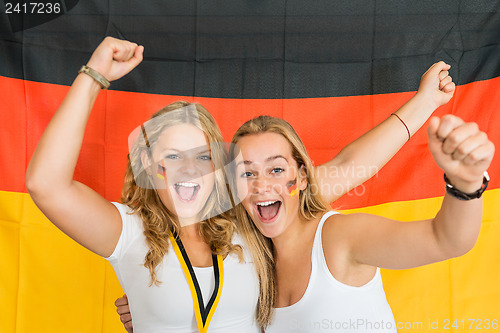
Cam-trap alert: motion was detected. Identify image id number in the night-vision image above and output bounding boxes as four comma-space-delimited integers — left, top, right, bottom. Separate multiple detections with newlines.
5, 2, 62, 14
443, 319, 499, 330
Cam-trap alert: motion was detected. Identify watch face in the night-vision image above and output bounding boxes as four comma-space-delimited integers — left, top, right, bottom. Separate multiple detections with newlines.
484, 171, 490, 182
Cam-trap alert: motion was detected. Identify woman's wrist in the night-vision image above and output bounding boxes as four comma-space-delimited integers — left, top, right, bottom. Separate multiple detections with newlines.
444, 173, 488, 195
391, 93, 435, 139
78, 65, 110, 89
73, 71, 103, 101
412, 91, 441, 113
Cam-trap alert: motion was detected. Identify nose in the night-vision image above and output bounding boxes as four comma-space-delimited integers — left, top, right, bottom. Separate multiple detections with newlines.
251, 174, 272, 194
180, 156, 200, 176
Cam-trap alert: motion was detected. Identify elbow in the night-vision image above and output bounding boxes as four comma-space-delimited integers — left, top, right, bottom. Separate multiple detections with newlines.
431, 216, 482, 260
439, 236, 479, 260
25, 167, 36, 193
25, 167, 54, 199
25, 170, 44, 198
451, 238, 478, 258
26, 164, 72, 203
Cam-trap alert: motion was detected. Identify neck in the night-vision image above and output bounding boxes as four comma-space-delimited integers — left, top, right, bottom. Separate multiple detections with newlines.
271, 214, 316, 261
179, 223, 201, 238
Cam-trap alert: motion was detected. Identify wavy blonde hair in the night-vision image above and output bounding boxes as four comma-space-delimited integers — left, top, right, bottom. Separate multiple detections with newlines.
229, 115, 328, 328
122, 101, 242, 285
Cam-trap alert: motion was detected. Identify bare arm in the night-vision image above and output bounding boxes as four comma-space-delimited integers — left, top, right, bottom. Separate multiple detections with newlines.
25, 37, 144, 257
315, 62, 456, 203
324, 115, 494, 270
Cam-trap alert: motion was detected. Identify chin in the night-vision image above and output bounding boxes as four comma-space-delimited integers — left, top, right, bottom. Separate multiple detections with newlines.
177, 214, 203, 227
253, 217, 284, 239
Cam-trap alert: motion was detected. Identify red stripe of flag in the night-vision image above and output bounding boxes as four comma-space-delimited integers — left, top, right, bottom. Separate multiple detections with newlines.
2, 75, 498, 209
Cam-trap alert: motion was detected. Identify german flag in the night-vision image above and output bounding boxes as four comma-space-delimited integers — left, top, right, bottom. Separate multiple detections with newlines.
1, 1, 499, 332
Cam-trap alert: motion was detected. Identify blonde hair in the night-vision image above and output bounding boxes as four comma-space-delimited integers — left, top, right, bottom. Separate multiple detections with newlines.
230, 115, 328, 327
122, 101, 242, 285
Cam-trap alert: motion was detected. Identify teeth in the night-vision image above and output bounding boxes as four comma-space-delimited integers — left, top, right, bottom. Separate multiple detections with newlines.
176, 182, 198, 187
257, 201, 278, 206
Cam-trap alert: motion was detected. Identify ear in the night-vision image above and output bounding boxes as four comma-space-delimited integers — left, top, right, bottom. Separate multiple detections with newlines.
141, 149, 153, 175
298, 165, 308, 191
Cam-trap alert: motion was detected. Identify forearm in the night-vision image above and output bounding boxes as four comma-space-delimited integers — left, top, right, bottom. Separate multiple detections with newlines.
316, 62, 455, 203
316, 92, 437, 202
336, 92, 435, 170
432, 192, 483, 257
26, 73, 102, 193
426, 113, 493, 259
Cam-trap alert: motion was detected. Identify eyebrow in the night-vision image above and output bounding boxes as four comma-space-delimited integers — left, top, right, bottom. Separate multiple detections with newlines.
236, 155, 288, 167
160, 148, 211, 154
266, 155, 288, 163
236, 160, 252, 168
196, 149, 211, 154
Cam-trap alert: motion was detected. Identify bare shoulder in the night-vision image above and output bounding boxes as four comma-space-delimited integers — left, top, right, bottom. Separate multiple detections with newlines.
320, 212, 352, 259
322, 212, 396, 248
321, 212, 378, 286
321, 212, 345, 237
322, 212, 373, 238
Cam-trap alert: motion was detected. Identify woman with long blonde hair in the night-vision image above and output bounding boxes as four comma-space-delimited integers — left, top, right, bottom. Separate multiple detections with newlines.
26, 37, 261, 333
231, 114, 493, 332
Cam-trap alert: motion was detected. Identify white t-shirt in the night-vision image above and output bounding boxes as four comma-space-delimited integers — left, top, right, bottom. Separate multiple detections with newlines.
266, 211, 397, 333
106, 202, 260, 333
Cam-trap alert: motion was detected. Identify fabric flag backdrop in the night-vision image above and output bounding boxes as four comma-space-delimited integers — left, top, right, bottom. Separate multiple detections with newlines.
1, 1, 500, 332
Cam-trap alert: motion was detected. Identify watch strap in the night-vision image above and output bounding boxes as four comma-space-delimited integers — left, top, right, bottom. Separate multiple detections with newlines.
444, 171, 490, 200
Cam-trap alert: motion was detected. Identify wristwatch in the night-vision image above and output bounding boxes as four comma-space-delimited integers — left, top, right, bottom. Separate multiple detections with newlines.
444, 171, 490, 200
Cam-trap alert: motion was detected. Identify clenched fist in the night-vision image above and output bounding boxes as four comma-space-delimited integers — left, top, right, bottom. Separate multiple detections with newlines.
86, 36, 144, 82
417, 61, 456, 109
427, 115, 494, 193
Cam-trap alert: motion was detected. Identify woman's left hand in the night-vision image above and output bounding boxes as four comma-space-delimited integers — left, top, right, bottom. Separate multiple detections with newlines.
417, 61, 455, 109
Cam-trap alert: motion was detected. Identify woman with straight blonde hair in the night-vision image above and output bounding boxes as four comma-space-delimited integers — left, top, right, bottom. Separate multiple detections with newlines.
230, 114, 493, 332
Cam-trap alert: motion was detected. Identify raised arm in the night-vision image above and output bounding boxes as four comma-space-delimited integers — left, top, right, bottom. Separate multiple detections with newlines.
325, 115, 494, 270
25, 37, 144, 257
315, 61, 455, 203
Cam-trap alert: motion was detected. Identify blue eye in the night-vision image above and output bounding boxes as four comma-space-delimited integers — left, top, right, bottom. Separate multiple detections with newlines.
198, 155, 212, 161
240, 171, 253, 178
165, 154, 179, 160
271, 167, 285, 174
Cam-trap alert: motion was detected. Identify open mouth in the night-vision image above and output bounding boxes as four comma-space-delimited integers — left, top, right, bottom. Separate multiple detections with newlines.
174, 182, 200, 202
256, 200, 281, 222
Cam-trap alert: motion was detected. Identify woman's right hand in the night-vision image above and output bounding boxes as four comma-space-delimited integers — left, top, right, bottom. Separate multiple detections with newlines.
25, 38, 141, 258
115, 294, 133, 333
86, 36, 144, 83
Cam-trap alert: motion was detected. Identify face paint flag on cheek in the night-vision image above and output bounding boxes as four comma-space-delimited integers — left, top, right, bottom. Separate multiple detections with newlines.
287, 179, 299, 197
156, 160, 167, 180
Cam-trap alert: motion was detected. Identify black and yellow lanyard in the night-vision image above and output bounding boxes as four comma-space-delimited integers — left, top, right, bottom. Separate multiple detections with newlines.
169, 231, 224, 333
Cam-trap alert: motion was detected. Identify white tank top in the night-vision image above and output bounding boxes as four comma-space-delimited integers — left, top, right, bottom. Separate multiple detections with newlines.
106, 202, 260, 333
266, 211, 397, 333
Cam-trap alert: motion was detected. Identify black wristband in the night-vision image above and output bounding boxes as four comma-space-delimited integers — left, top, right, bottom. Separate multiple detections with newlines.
444, 171, 490, 200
